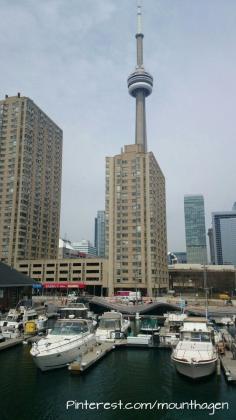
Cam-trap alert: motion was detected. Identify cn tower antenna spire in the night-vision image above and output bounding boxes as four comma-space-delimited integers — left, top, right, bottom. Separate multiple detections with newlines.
137, 0, 142, 34
127, 1, 153, 152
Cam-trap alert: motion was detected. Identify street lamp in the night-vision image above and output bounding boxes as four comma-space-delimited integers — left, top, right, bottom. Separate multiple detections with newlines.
234, 266, 236, 296
203, 264, 208, 320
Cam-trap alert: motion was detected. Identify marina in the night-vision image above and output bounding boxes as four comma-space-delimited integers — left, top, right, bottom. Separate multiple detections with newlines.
1, 299, 236, 371
1, 335, 236, 420
1, 297, 236, 420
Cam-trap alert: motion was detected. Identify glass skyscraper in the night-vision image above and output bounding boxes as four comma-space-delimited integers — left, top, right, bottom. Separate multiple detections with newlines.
184, 195, 208, 264
94, 210, 106, 258
212, 212, 236, 265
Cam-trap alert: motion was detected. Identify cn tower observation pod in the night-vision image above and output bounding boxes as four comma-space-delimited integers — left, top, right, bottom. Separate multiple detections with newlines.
127, 67, 153, 97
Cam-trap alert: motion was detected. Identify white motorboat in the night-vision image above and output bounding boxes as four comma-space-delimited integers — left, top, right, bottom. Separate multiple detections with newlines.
159, 313, 187, 347
36, 315, 48, 332
0, 307, 39, 338
215, 317, 235, 327
58, 303, 88, 320
140, 317, 160, 333
96, 311, 130, 342
171, 317, 218, 379
30, 319, 95, 371
58, 303, 97, 328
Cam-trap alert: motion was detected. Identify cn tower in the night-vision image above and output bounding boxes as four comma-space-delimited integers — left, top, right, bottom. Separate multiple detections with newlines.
127, 2, 153, 153
105, 2, 168, 297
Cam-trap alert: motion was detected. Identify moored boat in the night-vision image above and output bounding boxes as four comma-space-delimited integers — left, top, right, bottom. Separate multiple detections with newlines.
96, 311, 130, 342
140, 317, 160, 333
30, 319, 95, 371
58, 303, 97, 328
171, 317, 218, 379
214, 317, 235, 327
158, 313, 187, 347
0, 307, 41, 338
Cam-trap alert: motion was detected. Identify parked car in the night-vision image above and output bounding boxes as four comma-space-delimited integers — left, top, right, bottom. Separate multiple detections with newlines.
0, 334, 6, 343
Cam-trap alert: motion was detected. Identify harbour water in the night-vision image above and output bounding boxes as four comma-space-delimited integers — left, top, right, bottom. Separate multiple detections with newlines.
0, 341, 236, 420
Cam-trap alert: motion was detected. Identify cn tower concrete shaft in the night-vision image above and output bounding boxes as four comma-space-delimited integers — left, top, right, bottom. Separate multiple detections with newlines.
136, 90, 147, 152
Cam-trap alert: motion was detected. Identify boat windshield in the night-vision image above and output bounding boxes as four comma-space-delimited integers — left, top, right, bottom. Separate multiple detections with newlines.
6, 316, 17, 321
182, 331, 211, 342
99, 319, 121, 330
141, 319, 158, 329
58, 309, 87, 319
50, 321, 89, 335
191, 332, 211, 342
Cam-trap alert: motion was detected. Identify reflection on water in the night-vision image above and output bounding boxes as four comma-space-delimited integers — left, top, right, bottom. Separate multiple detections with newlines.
0, 323, 236, 420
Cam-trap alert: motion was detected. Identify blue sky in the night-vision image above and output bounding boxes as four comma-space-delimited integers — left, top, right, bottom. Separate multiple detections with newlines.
1, 0, 236, 251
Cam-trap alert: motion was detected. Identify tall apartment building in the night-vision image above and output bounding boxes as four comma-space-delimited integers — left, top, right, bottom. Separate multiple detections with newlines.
94, 210, 106, 257
0, 94, 62, 266
184, 195, 208, 264
212, 211, 236, 265
105, 6, 168, 296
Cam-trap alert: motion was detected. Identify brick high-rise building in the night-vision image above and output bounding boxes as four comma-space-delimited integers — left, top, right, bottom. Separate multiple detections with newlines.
105, 6, 168, 296
0, 94, 62, 266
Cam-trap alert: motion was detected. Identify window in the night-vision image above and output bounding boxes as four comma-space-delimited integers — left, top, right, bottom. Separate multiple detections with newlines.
86, 270, 99, 274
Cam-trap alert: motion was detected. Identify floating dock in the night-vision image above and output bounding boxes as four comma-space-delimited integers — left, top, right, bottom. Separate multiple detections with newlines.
68, 336, 170, 374
0, 337, 24, 352
220, 351, 236, 382
218, 328, 236, 382
68, 341, 120, 373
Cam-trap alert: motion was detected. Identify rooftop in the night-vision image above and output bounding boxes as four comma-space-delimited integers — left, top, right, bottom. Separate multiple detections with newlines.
0, 262, 34, 287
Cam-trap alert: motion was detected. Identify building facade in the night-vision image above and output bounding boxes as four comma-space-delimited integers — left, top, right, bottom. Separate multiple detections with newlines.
212, 212, 236, 265
16, 258, 108, 295
72, 239, 97, 258
105, 6, 168, 296
106, 145, 168, 296
184, 195, 208, 264
169, 263, 236, 295
0, 94, 62, 266
168, 251, 187, 264
58, 238, 86, 259
94, 210, 106, 257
